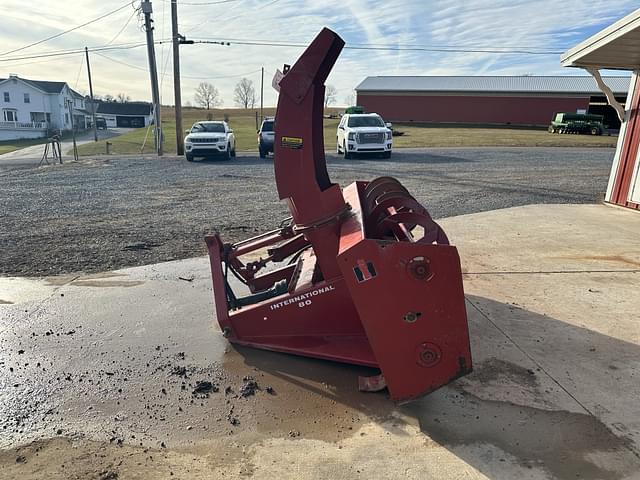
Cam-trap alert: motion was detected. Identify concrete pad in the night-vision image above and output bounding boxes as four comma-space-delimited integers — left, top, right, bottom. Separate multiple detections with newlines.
440, 204, 640, 453
1, 204, 639, 479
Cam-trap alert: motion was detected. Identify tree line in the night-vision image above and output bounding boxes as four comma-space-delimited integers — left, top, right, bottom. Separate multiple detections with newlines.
92, 80, 349, 109
193, 78, 341, 109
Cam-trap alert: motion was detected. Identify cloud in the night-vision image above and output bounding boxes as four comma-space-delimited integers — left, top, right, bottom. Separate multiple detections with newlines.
0, 0, 636, 105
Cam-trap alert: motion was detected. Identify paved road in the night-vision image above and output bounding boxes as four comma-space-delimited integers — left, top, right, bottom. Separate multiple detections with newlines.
0, 147, 615, 276
0, 128, 127, 172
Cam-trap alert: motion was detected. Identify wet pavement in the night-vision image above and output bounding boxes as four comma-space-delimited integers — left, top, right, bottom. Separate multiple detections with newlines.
0, 260, 389, 453
1, 204, 640, 479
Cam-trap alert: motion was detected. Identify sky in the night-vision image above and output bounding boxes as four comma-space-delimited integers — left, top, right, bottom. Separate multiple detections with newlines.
0, 0, 637, 107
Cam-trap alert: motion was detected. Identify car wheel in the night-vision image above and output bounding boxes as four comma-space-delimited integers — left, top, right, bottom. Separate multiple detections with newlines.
343, 141, 351, 159
227, 144, 232, 160
186, 154, 194, 162
383, 151, 392, 159
259, 147, 266, 159
337, 140, 341, 154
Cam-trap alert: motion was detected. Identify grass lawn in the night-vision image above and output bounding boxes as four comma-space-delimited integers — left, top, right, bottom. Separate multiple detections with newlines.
391, 123, 618, 148
76, 107, 618, 156
0, 138, 49, 155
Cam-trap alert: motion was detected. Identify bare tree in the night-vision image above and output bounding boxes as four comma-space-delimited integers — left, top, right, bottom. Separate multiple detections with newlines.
233, 78, 256, 109
116, 93, 131, 103
344, 92, 355, 106
194, 82, 223, 110
324, 85, 338, 108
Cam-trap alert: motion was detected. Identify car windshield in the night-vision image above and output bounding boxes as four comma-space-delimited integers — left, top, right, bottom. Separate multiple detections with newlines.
192, 122, 225, 133
261, 121, 274, 132
347, 116, 384, 128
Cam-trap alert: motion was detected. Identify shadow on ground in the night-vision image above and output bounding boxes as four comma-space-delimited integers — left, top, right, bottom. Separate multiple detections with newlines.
234, 294, 640, 480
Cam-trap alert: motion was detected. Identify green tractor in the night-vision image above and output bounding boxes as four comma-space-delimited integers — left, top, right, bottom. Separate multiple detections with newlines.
548, 112, 605, 135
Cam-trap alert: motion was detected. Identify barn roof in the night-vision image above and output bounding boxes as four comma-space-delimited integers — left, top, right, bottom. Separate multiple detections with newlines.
355, 76, 630, 95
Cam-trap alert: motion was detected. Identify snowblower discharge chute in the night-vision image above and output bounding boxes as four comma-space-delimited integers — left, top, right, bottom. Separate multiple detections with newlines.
205, 28, 472, 403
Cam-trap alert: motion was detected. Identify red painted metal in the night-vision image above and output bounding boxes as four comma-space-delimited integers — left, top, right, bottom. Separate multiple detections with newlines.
611, 75, 640, 209
205, 28, 472, 402
357, 93, 590, 126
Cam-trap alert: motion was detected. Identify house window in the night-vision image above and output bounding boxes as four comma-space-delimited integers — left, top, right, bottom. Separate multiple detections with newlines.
65, 113, 69, 124
3, 92, 9, 102
24, 93, 30, 103
46, 113, 51, 123
3, 109, 17, 122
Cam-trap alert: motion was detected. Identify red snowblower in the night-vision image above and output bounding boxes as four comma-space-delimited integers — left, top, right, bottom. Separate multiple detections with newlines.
205, 28, 472, 403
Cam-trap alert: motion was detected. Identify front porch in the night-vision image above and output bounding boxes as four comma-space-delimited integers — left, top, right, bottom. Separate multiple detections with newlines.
0, 121, 48, 141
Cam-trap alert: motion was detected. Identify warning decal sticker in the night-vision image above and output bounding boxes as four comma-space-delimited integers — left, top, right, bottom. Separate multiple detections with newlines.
281, 136, 303, 149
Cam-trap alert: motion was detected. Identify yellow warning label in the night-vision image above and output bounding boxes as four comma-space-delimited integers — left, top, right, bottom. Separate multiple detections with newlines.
281, 136, 303, 149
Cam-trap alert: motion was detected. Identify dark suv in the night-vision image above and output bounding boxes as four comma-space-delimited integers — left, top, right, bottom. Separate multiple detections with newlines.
258, 117, 275, 158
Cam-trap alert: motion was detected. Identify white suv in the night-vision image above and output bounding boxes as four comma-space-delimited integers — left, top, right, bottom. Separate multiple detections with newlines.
337, 113, 393, 159
185, 121, 236, 161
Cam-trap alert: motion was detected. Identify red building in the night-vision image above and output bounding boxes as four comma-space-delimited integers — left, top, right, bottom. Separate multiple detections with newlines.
355, 76, 629, 128
562, 8, 640, 211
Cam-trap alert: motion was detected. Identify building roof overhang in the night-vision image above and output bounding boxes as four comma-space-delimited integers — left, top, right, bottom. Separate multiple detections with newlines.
561, 8, 640, 70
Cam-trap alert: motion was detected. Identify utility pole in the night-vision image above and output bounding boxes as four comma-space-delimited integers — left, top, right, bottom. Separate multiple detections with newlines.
85, 47, 98, 142
142, 0, 163, 156
260, 66, 264, 123
171, 0, 184, 155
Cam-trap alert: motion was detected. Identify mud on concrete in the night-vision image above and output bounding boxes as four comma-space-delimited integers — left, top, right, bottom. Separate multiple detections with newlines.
0, 269, 396, 479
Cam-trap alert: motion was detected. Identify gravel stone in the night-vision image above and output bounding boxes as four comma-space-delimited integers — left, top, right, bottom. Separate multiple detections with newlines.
0, 149, 612, 276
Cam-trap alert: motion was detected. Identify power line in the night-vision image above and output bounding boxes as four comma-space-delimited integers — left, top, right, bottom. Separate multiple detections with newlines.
0, 43, 150, 62
160, 0, 239, 5
0, 40, 174, 63
208, 36, 565, 52
106, 8, 139, 46
74, 53, 85, 89
0, 37, 562, 66
0, 56, 74, 68
92, 51, 156, 74
192, 38, 563, 55
93, 50, 261, 80
344, 45, 563, 55
0, 1, 135, 57
159, 0, 168, 103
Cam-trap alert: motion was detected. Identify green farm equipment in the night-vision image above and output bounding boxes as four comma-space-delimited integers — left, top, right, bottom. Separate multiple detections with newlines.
345, 106, 365, 114
548, 112, 605, 135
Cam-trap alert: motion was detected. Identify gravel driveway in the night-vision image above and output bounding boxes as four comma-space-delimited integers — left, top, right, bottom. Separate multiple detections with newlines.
0, 147, 614, 276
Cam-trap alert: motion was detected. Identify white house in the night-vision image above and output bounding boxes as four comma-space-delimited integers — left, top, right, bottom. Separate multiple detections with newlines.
0, 74, 91, 141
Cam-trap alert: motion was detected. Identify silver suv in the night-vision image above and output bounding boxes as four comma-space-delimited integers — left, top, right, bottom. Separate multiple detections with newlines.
258, 117, 275, 158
